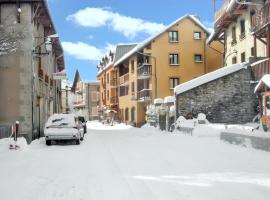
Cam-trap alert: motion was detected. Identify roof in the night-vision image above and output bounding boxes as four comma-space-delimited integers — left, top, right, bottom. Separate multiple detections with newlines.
97, 44, 138, 76
254, 74, 270, 93
175, 62, 249, 95
164, 96, 176, 104
114, 14, 211, 66
71, 69, 81, 93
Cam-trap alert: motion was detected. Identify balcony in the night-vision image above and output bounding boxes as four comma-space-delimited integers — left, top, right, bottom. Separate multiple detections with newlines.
251, 58, 270, 81
110, 78, 118, 88
38, 68, 44, 80
137, 64, 152, 79
137, 89, 152, 102
119, 73, 129, 85
50, 78, 53, 87
251, 2, 270, 34
110, 96, 118, 105
214, 0, 230, 21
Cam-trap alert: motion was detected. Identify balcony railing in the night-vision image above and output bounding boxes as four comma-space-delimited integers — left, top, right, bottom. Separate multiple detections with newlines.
137, 89, 152, 102
110, 96, 118, 104
119, 73, 129, 85
137, 64, 152, 79
38, 68, 44, 80
110, 78, 118, 87
251, 2, 270, 33
214, 0, 230, 21
251, 58, 270, 81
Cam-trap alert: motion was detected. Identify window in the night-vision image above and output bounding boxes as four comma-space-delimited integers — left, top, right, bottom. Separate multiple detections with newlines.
169, 31, 179, 42
92, 107, 98, 117
232, 56, 237, 64
240, 19, 245, 39
194, 54, 203, 62
251, 47, 255, 57
169, 54, 179, 65
241, 52, 246, 62
232, 26, 237, 44
107, 90, 109, 99
120, 85, 129, 96
194, 32, 201, 40
131, 82, 135, 93
131, 60, 135, 73
106, 73, 109, 84
169, 78, 179, 89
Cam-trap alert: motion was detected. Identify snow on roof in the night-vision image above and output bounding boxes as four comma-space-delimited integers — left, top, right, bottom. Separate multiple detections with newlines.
254, 74, 270, 93
226, 0, 237, 12
251, 58, 270, 67
114, 14, 211, 67
174, 62, 248, 95
154, 98, 164, 105
164, 96, 176, 104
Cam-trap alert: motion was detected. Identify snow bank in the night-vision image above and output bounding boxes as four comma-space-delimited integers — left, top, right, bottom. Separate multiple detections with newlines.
87, 121, 133, 130
154, 98, 163, 105
164, 96, 175, 104
0, 137, 28, 152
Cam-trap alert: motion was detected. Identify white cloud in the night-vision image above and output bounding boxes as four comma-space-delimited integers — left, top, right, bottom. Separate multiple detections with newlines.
202, 20, 214, 33
88, 35, 94, 40
62, 41, 104, 61
66, 7, 166, 38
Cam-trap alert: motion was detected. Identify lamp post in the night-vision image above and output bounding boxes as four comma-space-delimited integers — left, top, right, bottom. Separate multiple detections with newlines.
224, 50, 237, 66
31, 34, 60, 139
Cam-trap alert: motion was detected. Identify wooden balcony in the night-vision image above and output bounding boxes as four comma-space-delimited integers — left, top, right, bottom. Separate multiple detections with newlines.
214, 0, 230, 21
38, 68, 44, 80
110, 78, 118, 87
119, 73, 129, 85
137, 89, 152, 102
137, 64, 152, 79
251, 2, 270, 34
50, 78, 53, 87
251, 58, 270, 81
110, 96, 118, 105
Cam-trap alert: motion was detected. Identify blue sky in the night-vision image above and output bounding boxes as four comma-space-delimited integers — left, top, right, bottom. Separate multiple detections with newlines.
47, 0, 223, 82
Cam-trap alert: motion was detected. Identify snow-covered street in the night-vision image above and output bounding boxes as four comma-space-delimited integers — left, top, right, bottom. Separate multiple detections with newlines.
1, 121, 270, 200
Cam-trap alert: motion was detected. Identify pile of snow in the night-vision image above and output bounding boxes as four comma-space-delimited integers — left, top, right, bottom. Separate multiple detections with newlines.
0, 137, 28, 152
87, 121, 132, 130
254, 73, 270, 93
164, 96, 175, 104
154, 98, 163, 105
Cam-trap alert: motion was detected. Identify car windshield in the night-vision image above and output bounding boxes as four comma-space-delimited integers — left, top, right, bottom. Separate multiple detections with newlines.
46, 115, 75, 128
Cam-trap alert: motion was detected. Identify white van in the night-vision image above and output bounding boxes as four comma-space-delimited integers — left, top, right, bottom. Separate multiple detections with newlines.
44, 114, 84, 145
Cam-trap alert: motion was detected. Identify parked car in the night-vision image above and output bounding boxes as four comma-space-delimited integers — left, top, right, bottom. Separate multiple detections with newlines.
44, 114, 84, 145
78, 116, 87, 134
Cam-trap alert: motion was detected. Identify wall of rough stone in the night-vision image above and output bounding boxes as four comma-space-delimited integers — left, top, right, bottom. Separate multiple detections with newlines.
176, 67, 258, 124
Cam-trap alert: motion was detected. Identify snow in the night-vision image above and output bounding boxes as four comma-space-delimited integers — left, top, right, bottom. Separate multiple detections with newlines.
226, 0, 237, 12
175, 62, 248, 95
164, 96, 175, 104
45, 113, 77, 128
114, 14, 211, 67
1, 121, 270, 200
154, 98, 163, 105
254, 73, 270, 93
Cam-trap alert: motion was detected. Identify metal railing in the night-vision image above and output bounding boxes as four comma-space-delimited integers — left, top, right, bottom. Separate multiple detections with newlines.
137, 89, 152, 101
137, 64, 152, 78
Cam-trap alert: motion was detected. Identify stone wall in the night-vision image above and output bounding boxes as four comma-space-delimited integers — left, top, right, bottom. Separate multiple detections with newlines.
176, 67, 258, 124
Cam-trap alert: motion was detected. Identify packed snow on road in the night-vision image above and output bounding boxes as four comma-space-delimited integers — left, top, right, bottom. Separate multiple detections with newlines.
0, 121, 270, 200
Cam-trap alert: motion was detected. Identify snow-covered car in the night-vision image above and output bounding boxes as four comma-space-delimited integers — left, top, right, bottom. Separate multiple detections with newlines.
44, 114, 84, 145
78, 116, 87, 134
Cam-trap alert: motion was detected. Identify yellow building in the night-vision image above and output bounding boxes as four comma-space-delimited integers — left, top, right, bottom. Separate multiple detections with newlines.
97, 44, 137, 117
113, 14, 223, 127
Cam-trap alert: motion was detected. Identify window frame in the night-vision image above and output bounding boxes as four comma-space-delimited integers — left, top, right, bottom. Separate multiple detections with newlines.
169, 53, 179, 66
241, 52, 246, 63
194, 31, 202, 40
169, 77, 180, 89
168, 31, 179, 43
194, 54, 203, 63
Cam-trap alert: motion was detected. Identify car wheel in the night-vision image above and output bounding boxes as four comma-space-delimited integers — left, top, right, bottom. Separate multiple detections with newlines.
46, 140, 51, 146
80, 136, 84, 141
76, 139, 80, 145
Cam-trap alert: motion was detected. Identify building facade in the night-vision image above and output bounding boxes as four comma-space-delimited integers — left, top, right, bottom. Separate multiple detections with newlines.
208, 0, 266, 66
98, 15, 223, 127
0, 0, 65, 142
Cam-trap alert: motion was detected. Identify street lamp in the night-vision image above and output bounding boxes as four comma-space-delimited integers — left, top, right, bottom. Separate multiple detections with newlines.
224, 50, 237, 66
33, 34, 59, 55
